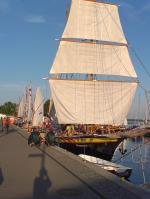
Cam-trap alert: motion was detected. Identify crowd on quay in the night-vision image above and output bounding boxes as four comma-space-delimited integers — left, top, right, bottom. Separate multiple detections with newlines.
16, 115, 121, 147
27, 118, 55, 147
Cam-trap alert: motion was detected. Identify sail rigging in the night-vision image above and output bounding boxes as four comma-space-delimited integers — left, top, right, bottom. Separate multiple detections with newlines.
49, 0, 138, 125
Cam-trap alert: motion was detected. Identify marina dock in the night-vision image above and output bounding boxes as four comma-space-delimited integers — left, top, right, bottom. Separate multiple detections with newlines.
1, 0, 150, 198
0, 126, 150, 199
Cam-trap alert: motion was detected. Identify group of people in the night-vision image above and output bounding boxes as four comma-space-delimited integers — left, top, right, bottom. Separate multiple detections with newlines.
28, 129, 55, 147
60, 124, 116, 136
61, 124, 98, 136
28, 121, 55, 147
0, 117, 10, 132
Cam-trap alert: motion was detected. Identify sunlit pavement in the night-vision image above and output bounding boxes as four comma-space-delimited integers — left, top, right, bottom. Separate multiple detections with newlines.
0, 126, 149, 199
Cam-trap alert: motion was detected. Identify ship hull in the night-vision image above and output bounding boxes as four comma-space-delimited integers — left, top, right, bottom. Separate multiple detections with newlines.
55, 135, 123, 161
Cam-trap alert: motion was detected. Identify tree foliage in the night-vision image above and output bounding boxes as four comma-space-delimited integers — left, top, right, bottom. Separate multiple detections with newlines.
44, 99, 50, 116
0, 102, 17, 116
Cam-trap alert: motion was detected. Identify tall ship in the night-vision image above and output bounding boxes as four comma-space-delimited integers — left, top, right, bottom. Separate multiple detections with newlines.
48, 0, 138, 160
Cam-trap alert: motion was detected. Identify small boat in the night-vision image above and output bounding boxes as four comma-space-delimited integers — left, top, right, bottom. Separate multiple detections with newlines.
79, 154, 132, 179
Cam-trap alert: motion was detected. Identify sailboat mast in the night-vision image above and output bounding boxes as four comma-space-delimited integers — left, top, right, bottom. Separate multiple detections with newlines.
17, 96, 21, 117
66, 0, 69, 22
144, 90, 150, 125
25, 86, 28, 121
27, 81, 32, 123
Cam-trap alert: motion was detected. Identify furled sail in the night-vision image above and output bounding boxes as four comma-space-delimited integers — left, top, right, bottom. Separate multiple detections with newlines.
32, 87, 44, 127
62, 0, 127, 44
49, 79, 137, 125
50, 40, 137, 77
18, 96, 25, 118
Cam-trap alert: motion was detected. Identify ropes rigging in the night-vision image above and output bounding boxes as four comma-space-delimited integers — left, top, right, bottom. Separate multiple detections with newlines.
113, 139, 150, 163
100, 0, 150, 121
101, 0, 150, 85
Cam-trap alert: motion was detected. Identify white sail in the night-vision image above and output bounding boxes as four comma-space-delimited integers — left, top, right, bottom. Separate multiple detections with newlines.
32, 87, 44, 127
18, 96, 25, 118
49, 79, 137, 125
62, 0, 127, 44
49, 0, 138, 126
50, 40, 137, 77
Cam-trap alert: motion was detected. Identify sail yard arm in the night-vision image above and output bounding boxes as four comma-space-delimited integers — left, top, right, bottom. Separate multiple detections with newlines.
83, 0, 118, 6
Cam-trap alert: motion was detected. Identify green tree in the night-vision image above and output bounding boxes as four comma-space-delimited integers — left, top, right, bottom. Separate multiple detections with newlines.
0, 101, 17, 116
44, 99, 50, 116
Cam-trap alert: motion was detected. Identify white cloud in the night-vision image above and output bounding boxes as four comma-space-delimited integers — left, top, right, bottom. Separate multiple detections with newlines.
24, 15, 46, 24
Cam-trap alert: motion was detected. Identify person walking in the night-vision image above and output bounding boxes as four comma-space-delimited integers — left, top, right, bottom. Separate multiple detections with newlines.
0, 117, 3, 132
2, 117, 6, 132
5, 117, 10, 133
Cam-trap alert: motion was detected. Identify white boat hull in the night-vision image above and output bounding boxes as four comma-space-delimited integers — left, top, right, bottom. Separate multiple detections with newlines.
79, 154, 132, 179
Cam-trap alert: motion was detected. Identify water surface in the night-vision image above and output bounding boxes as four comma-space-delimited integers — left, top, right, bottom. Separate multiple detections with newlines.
112, 136, 150, 185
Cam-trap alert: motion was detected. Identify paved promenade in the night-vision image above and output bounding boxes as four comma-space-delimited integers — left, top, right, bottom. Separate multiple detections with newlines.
0, 126, 150, 199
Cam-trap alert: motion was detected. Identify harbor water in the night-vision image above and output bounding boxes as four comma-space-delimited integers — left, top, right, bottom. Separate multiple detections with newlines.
112, 136, 150, 185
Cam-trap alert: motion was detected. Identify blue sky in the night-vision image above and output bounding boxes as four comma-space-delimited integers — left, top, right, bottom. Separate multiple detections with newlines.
0, 0, 67, 104
0, 0, 150, 118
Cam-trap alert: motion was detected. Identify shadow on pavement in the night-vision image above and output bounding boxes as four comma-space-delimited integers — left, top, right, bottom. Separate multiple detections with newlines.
0, 127, 16, 138
0, 168, 4, 185
29, 145, 52, 199
33, 167, 51, 199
